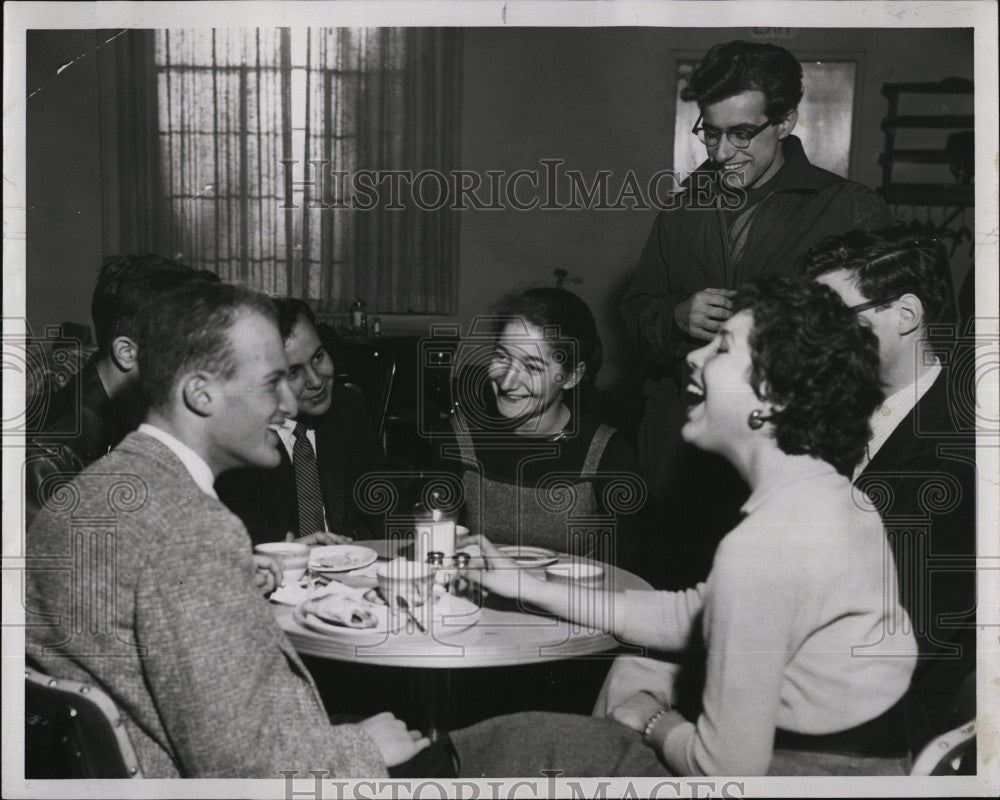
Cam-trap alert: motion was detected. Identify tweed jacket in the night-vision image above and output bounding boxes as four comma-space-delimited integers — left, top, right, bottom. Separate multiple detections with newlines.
216, 384, 385, 545
25, 431, 387, 778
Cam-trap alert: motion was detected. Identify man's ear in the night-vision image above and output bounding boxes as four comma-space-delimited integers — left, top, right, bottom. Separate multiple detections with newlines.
180, 373, 213, 418
110, 336, 139, 372
776, 109, 798, 140
896, 293, 925, 336
561, 362, 586, 392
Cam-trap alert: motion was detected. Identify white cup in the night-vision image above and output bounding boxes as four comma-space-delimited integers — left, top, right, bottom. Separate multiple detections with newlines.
376, 559, 435, 609
254, 542, 310, 585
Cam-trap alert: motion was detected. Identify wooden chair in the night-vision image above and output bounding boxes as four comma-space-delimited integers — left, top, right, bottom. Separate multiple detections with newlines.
25, 664, 143, 778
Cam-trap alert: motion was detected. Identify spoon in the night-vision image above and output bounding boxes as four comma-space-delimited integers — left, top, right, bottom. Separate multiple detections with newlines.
395, 595, 427, 633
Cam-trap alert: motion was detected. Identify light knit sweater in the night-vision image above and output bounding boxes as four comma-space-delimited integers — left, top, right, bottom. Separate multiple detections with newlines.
614, 461, 917, 776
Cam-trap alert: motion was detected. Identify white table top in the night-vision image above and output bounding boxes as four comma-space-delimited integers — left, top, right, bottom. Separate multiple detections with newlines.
273, 537, 652, 669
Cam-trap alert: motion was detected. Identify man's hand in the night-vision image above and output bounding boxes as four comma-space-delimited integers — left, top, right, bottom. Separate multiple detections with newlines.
360, 711, 431, 767
287, 531, 353, 546
674, 288, 736, 341
608, 692, 668, 734
252, 554, 282, 594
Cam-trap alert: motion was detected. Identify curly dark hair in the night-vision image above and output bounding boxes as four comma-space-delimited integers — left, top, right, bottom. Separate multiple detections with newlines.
801, 223, 953, 325
734, 276, 883, 477
686, 40, 803, 120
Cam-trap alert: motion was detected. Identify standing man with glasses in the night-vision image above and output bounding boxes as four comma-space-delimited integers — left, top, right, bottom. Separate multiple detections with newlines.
621, 40, 891, 589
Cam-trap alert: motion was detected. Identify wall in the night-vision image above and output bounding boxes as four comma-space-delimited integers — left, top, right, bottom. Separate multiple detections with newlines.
26, 27, 975, 430
26, 30, 118, 342
451, 26, 975, 434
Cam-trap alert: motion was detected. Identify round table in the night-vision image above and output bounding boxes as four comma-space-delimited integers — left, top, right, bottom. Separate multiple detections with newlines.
273, 537, 652, 735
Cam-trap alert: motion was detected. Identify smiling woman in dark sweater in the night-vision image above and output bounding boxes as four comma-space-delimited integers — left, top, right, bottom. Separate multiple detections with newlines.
436, 287, 646, 574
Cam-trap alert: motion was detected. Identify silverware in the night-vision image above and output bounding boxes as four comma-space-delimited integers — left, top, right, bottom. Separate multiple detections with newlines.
395, 595, 427, 633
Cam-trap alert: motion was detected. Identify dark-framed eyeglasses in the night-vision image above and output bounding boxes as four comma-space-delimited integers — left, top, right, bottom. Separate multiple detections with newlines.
691, 114, 779, 148
849, 294, 903, 314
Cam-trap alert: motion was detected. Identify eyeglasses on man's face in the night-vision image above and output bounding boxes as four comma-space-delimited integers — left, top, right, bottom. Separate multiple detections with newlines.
691, 115, 779, 149
849, 294, 903, 314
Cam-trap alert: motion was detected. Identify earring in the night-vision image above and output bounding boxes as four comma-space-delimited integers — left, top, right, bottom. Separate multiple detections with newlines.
747, 409, 771, 430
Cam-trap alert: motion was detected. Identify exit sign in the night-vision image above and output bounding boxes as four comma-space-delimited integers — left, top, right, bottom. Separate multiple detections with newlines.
750, 28, 799, 40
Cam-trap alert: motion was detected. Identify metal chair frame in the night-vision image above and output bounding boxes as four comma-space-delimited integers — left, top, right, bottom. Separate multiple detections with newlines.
910, 719, 976, 776
25, 664, 143, 778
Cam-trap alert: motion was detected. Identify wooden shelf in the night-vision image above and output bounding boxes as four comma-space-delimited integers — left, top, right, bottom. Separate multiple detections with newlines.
878, 77, 974, 208
881, 78, 973, 96
881, 115, 974, 131
878, 184, 974, 207
878, 149, 958, 166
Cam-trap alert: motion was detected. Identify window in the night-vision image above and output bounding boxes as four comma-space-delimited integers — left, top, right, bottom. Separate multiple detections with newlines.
155, 28, 459, 314
673, 60, 858, 179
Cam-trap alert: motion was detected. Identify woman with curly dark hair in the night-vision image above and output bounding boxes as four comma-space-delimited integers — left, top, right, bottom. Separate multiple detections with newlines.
451, 276, 917, 776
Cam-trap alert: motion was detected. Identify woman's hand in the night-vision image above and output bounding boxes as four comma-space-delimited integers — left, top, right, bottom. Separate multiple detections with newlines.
359, 711, 431, 768
608, 691, 667, 734
457, 533, 543, 599
252, 554, 282, 594
288, 530, 353, 546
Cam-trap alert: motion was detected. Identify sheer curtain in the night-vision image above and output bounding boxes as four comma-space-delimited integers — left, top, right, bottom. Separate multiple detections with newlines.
155, 28, 460, 313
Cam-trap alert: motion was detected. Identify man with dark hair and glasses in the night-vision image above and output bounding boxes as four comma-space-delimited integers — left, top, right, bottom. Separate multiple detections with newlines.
620, 40, 891, 589
804, 225, 976, 755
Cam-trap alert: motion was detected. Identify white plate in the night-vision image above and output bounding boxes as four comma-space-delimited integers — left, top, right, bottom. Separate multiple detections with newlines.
294, 599, 401, 637
361, 589, 482, 638
308, 544, 378, 574
497, 545, 559, 568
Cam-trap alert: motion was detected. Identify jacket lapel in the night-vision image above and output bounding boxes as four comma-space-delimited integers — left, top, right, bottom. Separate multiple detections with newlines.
863, 372, 948, 476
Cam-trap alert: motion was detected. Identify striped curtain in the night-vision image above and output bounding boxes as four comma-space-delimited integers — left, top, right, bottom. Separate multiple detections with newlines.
154, 28, 460, 314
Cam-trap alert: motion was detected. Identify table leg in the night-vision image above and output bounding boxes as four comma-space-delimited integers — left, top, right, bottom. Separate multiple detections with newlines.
415, 668, 451, 741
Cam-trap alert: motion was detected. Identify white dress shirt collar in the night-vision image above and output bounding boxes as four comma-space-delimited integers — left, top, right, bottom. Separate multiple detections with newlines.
276, 416, 320, 461
854, 359, 942, 479
138, 423, 218, 499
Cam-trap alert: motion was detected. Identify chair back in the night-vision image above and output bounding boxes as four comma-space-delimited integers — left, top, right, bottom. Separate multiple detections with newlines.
25, 664, 143, 778
333, 345, 396, 440
909, 719, 975, 775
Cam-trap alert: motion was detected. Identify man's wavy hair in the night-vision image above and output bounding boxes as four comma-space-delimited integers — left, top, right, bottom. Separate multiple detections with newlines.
137, 282, 277, 410
686, 40, 803, 120
92, 254, 219, 355
734, 276, 883, 477
272, 296, 317, 343
801, 223, 953, 325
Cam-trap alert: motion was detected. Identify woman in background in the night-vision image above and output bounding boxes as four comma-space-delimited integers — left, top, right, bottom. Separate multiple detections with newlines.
441, 286, 645, 572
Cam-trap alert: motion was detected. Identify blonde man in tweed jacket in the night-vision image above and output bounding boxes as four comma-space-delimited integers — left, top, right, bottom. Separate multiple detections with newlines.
26, 282, 428, 777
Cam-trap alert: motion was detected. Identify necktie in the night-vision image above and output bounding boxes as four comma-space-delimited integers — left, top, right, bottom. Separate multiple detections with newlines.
292, 422, 326, 536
